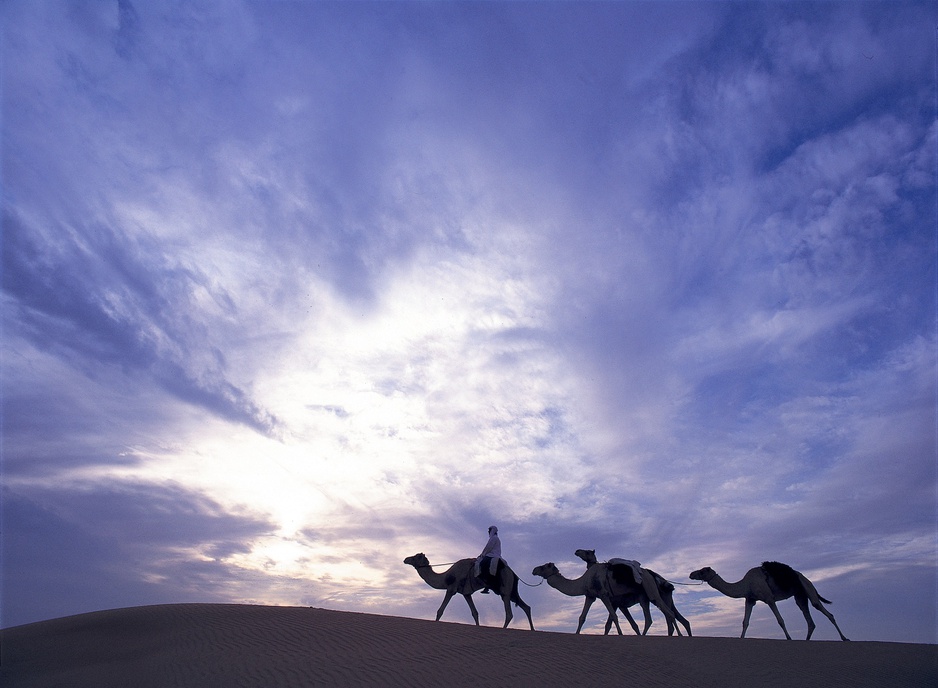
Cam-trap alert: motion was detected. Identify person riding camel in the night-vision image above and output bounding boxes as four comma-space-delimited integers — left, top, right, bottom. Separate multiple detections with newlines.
474, 525, 502, 594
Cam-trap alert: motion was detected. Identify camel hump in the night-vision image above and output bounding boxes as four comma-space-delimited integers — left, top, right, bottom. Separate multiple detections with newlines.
608, 564, 639, 586
608, 559, 643, 585
761, 561, 800, 591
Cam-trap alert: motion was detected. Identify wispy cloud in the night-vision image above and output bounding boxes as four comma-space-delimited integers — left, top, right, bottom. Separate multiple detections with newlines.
2, 0, 934, 641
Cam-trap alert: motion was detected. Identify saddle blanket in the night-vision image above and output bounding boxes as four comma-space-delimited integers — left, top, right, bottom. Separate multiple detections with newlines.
608, 558, 643, 584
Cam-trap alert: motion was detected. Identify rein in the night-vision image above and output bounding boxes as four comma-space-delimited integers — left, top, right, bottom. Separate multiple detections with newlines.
418, 559, 544, 586
518, 576, 545, 587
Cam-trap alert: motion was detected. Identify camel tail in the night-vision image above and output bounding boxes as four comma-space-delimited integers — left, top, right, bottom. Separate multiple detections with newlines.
646, 569, 674, 593
788, 567, 833, 604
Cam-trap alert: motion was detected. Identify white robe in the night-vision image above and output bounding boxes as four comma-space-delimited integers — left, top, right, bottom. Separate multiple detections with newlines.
475, 534, 502, 576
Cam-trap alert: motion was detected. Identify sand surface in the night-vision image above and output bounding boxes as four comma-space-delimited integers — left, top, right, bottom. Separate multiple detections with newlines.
1, 604, 935, 687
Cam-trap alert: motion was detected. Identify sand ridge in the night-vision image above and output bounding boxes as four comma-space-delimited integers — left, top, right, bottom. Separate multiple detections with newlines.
1, 604, 935, 687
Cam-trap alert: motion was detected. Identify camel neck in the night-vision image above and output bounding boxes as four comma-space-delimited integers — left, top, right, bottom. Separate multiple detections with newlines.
415, 564, 449, 589
546, 569, 591, 597
706, 574, 749, 598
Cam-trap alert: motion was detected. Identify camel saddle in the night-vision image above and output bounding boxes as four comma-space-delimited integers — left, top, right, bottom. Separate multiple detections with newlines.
478, 556, 505, 594
607, 558, 643, 586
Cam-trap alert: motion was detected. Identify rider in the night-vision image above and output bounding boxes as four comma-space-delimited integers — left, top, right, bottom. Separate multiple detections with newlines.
475, 525, 501, 593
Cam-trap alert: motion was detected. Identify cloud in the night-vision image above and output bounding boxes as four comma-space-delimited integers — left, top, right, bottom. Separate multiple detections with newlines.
2, 1, 934, 641
1, 481, 276, 628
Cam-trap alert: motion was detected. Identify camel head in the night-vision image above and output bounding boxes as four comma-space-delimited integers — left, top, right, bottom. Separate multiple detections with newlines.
574, 549, 597, 565
403, 553, 429, 568
532, 562, 559, 579
689, 566, 716, 582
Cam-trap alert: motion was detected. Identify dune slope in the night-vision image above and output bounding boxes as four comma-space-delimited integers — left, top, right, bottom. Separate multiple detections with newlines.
1, 604, 935, 687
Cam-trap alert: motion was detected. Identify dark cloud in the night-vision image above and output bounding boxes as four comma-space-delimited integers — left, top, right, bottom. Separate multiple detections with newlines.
1, 482, 276, 628
2, 209, 277, 434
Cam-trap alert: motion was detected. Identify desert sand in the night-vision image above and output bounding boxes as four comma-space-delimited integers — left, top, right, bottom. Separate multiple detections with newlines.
1, 604, 935, 687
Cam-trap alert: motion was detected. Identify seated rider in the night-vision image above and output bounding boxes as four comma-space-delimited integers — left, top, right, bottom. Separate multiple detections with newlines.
474, 525, 501, 594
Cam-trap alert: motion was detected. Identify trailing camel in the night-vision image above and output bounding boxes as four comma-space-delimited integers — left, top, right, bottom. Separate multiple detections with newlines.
404, 553, 535, 630
689, 561, 848, 640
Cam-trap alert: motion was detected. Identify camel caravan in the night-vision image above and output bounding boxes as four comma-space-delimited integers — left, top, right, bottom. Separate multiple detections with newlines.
404, 530, 849, 641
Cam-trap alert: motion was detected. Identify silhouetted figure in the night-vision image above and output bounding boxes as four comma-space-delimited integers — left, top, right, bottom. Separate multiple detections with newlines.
689, 561, 849, 640
474, 525, 501, 593
404, 552, 535, 629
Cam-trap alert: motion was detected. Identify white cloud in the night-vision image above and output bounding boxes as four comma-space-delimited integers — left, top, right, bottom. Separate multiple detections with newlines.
3, 1, 934, 641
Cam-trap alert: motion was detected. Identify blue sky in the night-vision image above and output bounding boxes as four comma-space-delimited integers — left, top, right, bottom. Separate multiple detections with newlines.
2, 1, 936, 643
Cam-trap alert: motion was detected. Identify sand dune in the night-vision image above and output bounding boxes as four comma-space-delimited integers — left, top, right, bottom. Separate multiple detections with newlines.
1, 604, 934, 687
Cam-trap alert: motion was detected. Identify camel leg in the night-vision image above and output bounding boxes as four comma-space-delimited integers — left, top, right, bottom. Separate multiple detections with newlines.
741, 599, 755, 638
767, 600, 792, 640
659, 594, 687, 636
809, 598, 849, 641
617, 604, 641, 635
599, 613, 618, 635
641, 578, 676, 629
794, 596, 817, 640
600, 597, 623, 636
601, 613, 621, 636
577, 597, 595, 634
500, 588, 514, 628
657, 594, 676, 636
436, 590, 456, 622
655, 601, 679, 636
511, 590, 535, 631
522, 603, 535, 631
462, 593, 480, 626
673, 607, 692, 637
639, 600, 653, 636
666, 592, 692, 636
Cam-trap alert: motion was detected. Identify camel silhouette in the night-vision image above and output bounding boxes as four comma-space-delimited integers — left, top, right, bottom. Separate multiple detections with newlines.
689, 561, 848, 640
532, 562, 627, 635
404, 553, 534, 629
576, 549, 692, 636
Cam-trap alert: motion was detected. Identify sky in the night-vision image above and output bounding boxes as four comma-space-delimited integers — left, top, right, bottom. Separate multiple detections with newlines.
2, 1, 936, 644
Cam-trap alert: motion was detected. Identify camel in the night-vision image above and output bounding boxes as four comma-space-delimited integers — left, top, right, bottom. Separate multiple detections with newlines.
403, 553, 535, 630
689, 561, 849, 641
575, 549, 692, 637
531, 562, 626, 635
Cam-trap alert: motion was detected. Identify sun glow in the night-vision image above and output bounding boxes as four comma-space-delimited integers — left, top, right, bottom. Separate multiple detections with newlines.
49, 237, 592, 582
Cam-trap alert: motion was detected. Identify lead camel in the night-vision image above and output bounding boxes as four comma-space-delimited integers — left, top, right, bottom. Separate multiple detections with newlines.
404, 553, 535, 630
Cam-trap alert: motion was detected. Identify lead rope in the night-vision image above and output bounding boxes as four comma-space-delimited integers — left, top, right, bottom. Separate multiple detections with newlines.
518, 576, 544, 587
421, 561, 544, 586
